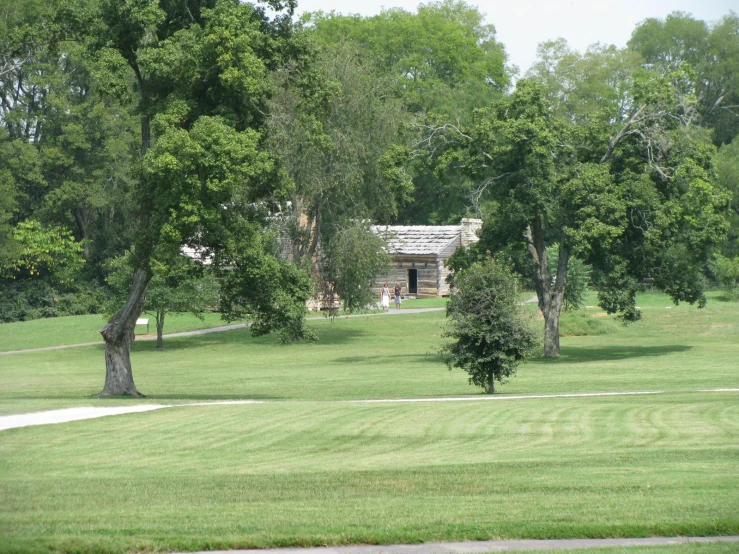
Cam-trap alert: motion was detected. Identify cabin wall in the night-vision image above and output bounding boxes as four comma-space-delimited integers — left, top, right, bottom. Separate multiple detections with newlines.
374, 256, 442, 298
438, 258, 451, 296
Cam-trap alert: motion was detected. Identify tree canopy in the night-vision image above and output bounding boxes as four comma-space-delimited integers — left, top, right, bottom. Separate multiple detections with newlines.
442, 257, 538, 393
428, 74, 728, 356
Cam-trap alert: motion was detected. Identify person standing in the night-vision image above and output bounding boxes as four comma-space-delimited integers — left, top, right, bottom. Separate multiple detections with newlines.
381, 283, 390, 310
394, 282, 402, 309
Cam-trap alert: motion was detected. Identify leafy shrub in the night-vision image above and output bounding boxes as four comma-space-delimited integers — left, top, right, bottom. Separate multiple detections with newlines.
0, 279, 107, 323
442, 258, 539, 393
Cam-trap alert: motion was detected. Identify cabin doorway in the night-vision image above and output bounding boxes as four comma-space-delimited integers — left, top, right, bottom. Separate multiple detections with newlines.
407, 268, 418, 295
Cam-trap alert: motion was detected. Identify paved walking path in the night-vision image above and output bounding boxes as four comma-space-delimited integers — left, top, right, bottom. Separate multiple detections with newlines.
0, 400, 262, 432
2, 388, 737, 432
0, 307, 445, 356
190, 536, 739, 554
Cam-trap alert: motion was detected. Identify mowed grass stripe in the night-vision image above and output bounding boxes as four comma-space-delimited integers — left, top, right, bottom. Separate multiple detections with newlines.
3, 393, 737, 475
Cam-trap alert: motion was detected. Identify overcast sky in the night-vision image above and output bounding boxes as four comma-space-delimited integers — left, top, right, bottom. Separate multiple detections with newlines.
293, 0, 737, 74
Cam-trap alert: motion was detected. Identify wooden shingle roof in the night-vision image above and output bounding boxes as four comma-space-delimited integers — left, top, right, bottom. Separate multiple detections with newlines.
371, 225, 461, 256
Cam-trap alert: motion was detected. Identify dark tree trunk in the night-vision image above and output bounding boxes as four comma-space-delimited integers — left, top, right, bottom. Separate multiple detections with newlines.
156, 309, 165, 349
73, 207, 91, 259
487, 372, 495, 394
98, 267, 151, 397
526, 219, 569, 358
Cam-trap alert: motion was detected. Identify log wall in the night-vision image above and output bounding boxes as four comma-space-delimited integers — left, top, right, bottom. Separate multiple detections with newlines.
375, 255, 447, 298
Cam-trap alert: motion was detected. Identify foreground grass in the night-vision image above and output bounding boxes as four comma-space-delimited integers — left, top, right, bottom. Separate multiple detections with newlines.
1, 392, 737, 552
0, 291, 737, 552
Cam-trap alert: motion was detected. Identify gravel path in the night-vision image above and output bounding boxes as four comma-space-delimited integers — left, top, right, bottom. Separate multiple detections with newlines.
188, 536, 739, 553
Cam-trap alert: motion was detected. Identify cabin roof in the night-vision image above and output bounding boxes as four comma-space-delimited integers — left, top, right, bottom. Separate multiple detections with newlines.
371, 225, 461, 256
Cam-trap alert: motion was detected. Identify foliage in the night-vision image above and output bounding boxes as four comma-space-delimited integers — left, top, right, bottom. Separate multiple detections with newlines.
442, 258, 539, 393
710, 253, 739, 301
141, 114, 276, 255
0, 279, 107, 323
319, 223, 390, 314
628, 11, 739, 146
268, 40, 411, 264
308, 0, 510, 117
444, 243, 480, 288
0, 0, 137, 268
1, 220, 84, 283
714, 140, 739, 256
527, 39, 643, 120
0, 160, 18, 265
307, 1, 512, 225
218, 228, 316, 344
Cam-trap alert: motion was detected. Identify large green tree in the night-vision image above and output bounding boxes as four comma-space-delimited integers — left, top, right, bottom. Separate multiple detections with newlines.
431, 76, 727, 357
307, 0, 512, 225
267, 40, 408, 310
714, 140, 739, 256
628, 11, 739, 147
0, 0, 135, 257
308, 0, 510, 117
87, 0, 310, 396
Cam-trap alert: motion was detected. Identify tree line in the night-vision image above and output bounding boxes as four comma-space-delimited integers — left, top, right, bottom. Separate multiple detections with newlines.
1, 0, 738, 394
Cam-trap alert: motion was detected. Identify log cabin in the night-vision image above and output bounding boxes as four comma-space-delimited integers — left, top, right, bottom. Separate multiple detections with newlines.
372, 218, 482, 298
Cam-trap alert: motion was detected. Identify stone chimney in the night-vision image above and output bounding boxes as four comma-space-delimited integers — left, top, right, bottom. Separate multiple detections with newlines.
461, 218, 482, 247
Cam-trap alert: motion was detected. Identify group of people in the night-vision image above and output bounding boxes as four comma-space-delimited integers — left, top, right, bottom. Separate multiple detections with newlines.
380, 282, 402, 310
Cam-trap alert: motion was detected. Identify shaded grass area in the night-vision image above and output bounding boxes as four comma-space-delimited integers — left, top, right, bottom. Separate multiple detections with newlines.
1, 394, 738, 552
0, 311, 229, 352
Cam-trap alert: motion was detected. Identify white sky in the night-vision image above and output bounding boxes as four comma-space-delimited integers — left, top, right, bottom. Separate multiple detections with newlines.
293, 0, 738, 74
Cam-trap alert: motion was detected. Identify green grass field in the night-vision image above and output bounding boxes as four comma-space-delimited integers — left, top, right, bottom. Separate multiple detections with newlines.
0, 299, 447, 353
0, 292, 737, 553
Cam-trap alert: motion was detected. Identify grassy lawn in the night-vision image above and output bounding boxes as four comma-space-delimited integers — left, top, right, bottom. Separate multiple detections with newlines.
0, 311, 230, 352
0, 291, 737, 553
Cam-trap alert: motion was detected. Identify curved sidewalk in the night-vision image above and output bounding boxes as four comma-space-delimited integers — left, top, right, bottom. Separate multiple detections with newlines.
189, 536, 739, 554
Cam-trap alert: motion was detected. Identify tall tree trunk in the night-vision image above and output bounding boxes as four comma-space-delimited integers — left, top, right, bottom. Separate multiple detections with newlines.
542, 300, 563, 357
525, 220, 569, 358
156, 309, 165, 349
487, 371, 495, 394
98, 267, 150, 397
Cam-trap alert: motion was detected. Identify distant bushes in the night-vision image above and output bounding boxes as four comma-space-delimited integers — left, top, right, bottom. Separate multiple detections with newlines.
0, 279, 107, 323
